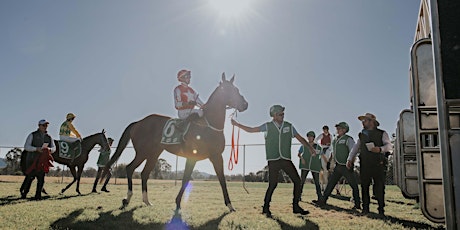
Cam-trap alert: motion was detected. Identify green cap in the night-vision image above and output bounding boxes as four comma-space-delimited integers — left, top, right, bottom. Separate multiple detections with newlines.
306, 131, 315, 137
269, 105, 285, 117
335, 122, 349, 133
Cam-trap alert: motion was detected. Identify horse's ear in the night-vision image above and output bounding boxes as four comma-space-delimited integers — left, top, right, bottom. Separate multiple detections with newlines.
230, 74, 235, 84
222, 72, 226, 82
102, 129, 105, 134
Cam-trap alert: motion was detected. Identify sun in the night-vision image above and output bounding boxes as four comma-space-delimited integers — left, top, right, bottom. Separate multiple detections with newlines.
207, 0, 253, 20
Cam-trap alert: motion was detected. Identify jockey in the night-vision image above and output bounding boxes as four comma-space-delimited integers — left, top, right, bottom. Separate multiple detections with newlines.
59, 113, 82, 143
174, 69, 204, 128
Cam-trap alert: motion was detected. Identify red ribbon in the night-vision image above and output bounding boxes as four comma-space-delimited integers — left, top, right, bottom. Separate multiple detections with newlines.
228, 124, 240, 170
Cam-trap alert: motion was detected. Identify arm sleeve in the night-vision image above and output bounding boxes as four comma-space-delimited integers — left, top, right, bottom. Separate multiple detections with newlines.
24, 133, 36, 152
49, 136, 56, 153
347, 138, 360, 161
69, 123, 82, 138
258, 123, 267, 132
380, 131, 392, 153
174, 87, 184, 109
315, 134, 323, 144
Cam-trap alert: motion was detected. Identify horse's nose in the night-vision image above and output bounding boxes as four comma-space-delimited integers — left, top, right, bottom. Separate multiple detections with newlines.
239, 100, 248, 112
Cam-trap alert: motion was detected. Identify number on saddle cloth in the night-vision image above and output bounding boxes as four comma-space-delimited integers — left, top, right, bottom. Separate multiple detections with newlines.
161, 118, 190, 145
58, 140, 82, 159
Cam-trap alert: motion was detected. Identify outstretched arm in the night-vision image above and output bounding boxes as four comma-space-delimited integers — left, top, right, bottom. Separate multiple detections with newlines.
231, 119, 260, 133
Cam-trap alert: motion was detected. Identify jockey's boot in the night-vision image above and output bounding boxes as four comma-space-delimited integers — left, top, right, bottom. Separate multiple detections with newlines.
176, 113, 200, 132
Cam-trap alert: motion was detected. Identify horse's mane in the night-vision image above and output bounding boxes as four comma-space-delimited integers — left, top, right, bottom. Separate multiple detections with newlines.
82, 132, 103, 140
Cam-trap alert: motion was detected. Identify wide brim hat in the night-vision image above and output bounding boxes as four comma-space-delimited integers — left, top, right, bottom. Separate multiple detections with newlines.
358, 113, 380, 126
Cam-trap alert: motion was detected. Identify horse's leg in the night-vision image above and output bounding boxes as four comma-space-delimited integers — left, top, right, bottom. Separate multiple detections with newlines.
93, 168, 102, 193
75, 165, 83, 195
122, 156, 145, 208
141, 157, 158, 206
175, 158, 196, 211
60, 166, 77, 194
210, 154, 235, 212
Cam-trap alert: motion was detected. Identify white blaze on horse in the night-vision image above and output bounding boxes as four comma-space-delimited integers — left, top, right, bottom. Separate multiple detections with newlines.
101, 73, 248, 212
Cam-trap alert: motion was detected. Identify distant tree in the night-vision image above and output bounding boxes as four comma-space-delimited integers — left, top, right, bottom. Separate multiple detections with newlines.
113, 163, 127, 178
150, 158, 171, 179
5, 147, 22, 175
82, 167, 97, 177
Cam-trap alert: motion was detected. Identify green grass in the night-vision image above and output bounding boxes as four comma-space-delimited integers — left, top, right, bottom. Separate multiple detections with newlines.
0, 176, 446, 230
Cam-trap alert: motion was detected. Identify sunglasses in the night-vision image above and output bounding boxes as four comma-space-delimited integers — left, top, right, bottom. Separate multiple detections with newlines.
40, 124, 48, 127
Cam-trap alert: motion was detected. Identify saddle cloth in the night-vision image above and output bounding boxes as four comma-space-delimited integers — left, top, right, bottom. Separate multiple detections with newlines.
161, 119, 189, 145
57, 140, 82, 159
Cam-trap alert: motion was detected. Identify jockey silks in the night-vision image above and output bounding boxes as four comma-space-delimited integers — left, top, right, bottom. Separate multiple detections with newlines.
264, 121, 293, 161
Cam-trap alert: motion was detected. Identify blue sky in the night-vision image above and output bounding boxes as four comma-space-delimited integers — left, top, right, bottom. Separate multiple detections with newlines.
0, 0, 420, 175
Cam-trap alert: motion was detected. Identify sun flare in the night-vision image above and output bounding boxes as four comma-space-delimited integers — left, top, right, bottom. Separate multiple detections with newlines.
207, 0, 253, 20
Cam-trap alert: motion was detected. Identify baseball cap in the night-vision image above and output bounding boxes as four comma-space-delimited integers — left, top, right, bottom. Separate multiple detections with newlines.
38, 119, 49, 125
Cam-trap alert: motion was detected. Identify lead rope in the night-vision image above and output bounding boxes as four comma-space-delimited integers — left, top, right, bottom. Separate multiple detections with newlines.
228, 110, 240, 171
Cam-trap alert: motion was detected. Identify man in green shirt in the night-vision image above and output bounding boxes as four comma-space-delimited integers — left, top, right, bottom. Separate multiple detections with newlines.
316, 122, 361, 211
231, 105, 312, 217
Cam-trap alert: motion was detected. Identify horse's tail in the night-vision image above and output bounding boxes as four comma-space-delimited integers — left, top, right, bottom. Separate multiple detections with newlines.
100, 121, 136, 182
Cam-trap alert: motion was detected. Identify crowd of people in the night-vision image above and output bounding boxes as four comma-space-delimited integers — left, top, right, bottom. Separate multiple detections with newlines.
232, 106, 391, 218
20, 69, 392, 219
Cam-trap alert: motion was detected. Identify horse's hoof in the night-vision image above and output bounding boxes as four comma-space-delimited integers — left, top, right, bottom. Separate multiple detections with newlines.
227, 204, 236, 212
122, 198, 129, 207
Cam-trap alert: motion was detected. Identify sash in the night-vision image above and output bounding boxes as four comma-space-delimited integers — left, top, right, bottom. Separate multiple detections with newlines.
160, 119, 189, 145
58, 140, 82, 159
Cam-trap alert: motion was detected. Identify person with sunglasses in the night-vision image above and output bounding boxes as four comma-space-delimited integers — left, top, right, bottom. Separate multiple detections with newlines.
347, 113, 391, 216
231, 105, 311, 217
21, 119, 56, 200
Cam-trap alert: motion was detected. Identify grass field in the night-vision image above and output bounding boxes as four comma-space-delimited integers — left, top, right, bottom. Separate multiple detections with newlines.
0, 175, 445, 230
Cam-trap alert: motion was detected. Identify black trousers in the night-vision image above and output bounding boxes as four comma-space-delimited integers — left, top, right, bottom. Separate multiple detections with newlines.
321, 164, 361, 207
360, 161, 385, 212
300, 170, 321, 200
21, 170, 45, 199
264, 159, 301, 205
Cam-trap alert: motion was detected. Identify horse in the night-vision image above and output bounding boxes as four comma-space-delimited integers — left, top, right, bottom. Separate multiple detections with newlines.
53, 130, 110, 195
102, 73, 248, 212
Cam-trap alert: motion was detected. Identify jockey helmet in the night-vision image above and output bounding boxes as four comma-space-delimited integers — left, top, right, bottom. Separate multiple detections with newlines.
335, 122, 349, 133
306, 131, 315, 137
66, 113, 76, 120
177, 69, 191, 82
107, 137, 114, 143
269, 105, 285, 117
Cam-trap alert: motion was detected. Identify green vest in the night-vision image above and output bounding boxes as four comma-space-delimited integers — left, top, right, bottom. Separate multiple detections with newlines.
333, 135, 352, 165
265, 121, 293, 160
97, 150, 111, 167
299, 143, 322, 172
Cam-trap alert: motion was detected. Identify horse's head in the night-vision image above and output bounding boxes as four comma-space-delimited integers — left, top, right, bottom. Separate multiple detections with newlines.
219, 73, 248, 112
97, 129, 110, 151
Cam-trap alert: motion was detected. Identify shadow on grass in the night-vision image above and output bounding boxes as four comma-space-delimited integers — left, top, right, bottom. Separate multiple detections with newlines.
316, 203, 445, 230
367, 213, 445, 230
330, 194, 352, 201
272, 216, 319, 230
50, 206, 231, 230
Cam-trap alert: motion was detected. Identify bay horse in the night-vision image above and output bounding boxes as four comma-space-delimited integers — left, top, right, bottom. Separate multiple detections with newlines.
53, 130, 110, 195
103, 73, 248, 212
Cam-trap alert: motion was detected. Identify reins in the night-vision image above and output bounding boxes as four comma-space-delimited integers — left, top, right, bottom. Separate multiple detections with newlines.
228, 110, 240, 171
